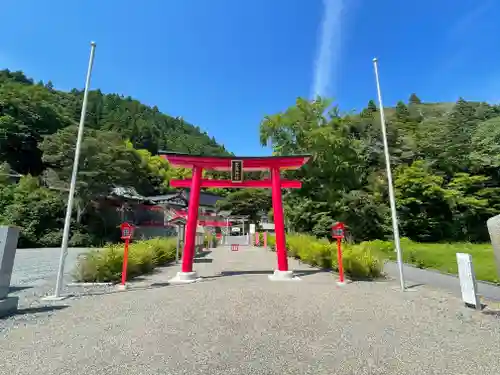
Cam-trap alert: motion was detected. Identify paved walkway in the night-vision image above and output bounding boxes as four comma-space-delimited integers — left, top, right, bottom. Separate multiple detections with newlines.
2, 246, 500, 375
384, 261, 500, 301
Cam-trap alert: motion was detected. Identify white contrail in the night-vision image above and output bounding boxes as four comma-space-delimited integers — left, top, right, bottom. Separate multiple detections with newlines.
311, 0, 344, 99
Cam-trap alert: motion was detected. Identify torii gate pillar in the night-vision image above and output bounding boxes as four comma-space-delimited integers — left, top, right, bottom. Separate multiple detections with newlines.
270, 167, 290, 278
181, 166, 203, 274
161, 153, 310, 283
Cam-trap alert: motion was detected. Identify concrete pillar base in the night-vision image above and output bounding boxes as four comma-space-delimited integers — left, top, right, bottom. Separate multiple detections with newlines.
169, 271, 201, 284
0, 296, 19, 317
268, 270, 301, 281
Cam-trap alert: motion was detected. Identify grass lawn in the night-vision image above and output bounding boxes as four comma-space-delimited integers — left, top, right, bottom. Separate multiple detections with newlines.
378, 240, 499, 284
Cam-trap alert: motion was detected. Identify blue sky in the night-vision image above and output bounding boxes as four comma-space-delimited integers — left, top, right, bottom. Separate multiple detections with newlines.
1, 0, 498, 155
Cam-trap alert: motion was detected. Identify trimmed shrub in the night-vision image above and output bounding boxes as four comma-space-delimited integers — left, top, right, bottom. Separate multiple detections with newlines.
204, 234, 218, 249
342, 244, 382, 279
267, 234, 276, 250
73, 237, 177, 282
141, 237, 177, 266
263, 235, 498, 282
259, 233, 383, 280
287, 234, 332, 268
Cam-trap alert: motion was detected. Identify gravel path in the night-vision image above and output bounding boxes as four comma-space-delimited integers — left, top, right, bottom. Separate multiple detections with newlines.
10, 247, 89, 287
2, 247, 91, 332
2, 246, 500, 374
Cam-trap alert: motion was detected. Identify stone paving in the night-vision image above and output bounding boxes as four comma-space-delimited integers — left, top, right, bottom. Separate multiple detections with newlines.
1, 246, 500, 375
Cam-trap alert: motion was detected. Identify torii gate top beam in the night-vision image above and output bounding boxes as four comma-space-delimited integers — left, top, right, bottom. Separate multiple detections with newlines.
160, 152, 311, 171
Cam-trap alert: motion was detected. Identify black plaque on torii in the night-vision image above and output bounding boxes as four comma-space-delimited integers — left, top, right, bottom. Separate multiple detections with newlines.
231, 160, 243, 183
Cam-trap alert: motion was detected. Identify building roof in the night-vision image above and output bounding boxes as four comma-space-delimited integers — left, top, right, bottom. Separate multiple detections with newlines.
187, 191, 224, 206
260, 223, 275, 230
146, 190, 224, 207
147, 193, 187, 206
111, 187, 149, 201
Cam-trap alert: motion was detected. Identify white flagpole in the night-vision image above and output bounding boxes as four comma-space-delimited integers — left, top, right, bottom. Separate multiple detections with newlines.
44, 41, 97, 300
372, 57, 406, 291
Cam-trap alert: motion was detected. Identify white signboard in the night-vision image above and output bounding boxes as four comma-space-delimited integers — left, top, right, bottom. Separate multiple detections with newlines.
456, 253, 481, 309
249, 224, 256, 234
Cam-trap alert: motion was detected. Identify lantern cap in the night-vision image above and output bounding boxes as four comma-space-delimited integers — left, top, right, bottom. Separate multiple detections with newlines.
120, 222, 134, 240
331, 222, 346, 239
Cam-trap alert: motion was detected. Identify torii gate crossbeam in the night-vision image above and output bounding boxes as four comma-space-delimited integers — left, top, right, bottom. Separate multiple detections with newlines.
170, 179, 302, 189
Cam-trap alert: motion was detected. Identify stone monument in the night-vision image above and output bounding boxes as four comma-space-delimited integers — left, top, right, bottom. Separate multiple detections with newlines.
486, 215, 500, 278
0, 226, 20, 317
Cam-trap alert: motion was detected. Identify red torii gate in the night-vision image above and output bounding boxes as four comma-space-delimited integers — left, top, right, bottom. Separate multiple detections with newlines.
161, 152, 310, 282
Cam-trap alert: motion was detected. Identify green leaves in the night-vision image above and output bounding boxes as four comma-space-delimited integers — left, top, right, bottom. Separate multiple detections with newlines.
259, 97, 331, 153
2, 68, 500, 247
470, 117, 500, 171
259, 95, 500, 243
0, 175, 66, 247
0, 69, 229, 179
216, 189, 272, 224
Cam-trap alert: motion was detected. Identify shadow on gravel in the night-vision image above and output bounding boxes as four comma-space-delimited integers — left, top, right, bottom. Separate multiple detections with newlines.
482, 310, 500, 317
76, 282, 172, 297
194, 258, 213, 264
480, 301, 500, 316
194, 250, 212, 259
2, 305, 68, 319
345, 274, 391, 282
203, 269, 326, 279
406, 283, 425, 289
294, 269, 328, 277
150, 282, 170, 287
9, 286, 33, 293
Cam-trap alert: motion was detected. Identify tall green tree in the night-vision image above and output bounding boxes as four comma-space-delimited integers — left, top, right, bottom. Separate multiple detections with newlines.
0, 175, 66, 247
440, 98, 478, 173
408, 93, 422, 105
0, 81, 73, 175
216, 189, 272, 224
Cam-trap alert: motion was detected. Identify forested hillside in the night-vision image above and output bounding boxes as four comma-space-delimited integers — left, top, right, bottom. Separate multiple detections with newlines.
1, 67, 499, 248
259, 95, 500, 243
0, 69, 229, 246
0, 69, 229, 176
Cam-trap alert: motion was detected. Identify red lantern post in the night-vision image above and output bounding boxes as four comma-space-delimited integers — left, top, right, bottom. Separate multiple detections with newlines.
119, 222, 134, 289
332, 222, 346, 285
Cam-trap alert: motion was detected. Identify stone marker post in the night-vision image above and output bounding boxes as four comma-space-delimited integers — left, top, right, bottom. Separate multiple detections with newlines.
487, 215, 500, 278
0, 226, 20, 317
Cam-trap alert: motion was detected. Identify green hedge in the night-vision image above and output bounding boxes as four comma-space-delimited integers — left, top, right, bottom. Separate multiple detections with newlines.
263, 235, 498, 283
204, 233, 219, 249
358, 238, 498, 283
73, 232, 497, 283
73, 237, 178, 282
262, 234, 383, 279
